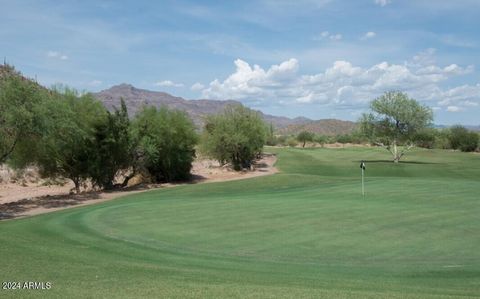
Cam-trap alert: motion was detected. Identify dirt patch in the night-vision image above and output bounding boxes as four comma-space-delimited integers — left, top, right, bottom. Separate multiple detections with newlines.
0, 154, 278, 221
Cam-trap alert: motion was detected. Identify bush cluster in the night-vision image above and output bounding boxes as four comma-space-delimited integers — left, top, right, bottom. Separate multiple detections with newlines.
1, 68, 198, 192
448, 125, 479, 152
200, 105, 266, 170
2, 66, 273, 192
269, 126, 479, 152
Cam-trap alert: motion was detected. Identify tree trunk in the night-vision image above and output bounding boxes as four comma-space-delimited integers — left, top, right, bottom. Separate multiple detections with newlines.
393, 139, 400, 163
72, 178, 80, 194
302, 140, 306, 148
0, 135, 19, 164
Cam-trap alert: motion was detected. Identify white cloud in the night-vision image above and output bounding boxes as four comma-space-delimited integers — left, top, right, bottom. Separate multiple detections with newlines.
463, 100, 479, 107
296, 93, 314, 103
191, 82, 205, 91
46, 50, 68, 60
446, 106, 462, 112
313, 31, 342, 41
201, 50, 478, 112
362, 31, 376, 39
374, 0, 391, 6
443, 64, 474, 75
155, 80, 184, 87
437, 84, 480, 108
202, 58, 299, 103
409, 48, 437, 68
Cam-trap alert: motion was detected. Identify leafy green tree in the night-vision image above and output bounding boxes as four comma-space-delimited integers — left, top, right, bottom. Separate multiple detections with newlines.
132, 106, 197, 182
314, 135, 329, 147
0, 71, 46, 164
297, 131, 314, 148
448, 125, 479, 152
360, 91, 433, 163
200, 104, 266, 170
89, 99, 134, 189
33, 88, 107, 193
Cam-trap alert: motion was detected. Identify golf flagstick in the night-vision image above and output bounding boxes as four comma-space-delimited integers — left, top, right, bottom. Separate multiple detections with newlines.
360, 161, 366, 197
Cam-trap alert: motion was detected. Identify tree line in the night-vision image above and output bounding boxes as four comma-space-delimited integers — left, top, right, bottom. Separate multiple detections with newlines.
269, 126, 479, 153
0, 65, 267, 193
359, 91, 478, 161
268, 91, 479, 163
2, 65, 477, 179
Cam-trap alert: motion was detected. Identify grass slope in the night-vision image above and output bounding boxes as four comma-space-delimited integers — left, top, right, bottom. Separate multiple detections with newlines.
1, 147, 480, 298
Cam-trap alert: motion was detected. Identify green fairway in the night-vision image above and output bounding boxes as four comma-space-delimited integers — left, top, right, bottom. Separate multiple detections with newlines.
1, 147, 480, 298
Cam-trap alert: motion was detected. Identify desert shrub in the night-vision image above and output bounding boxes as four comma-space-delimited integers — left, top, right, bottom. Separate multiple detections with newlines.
200, 105, 266, 171
276, 135, 288, 146
449, 125, 479, 152
88, 99, 134, 189
433, 129, 451, 149
336, 134, 353, 144
287, 137, 298, 147
132, 106, 197, 182
349, 130, 369, 144
414, 128, 437, 149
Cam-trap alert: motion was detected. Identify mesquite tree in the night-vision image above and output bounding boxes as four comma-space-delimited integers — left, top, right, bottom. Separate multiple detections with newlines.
297, 131, 314, 148
131, 106, 198, 183
200, 105, 266, 171
88, 99, 134, 189
33, 88, 107, 193
0, 68, 46, 164
360, 91, 433, 163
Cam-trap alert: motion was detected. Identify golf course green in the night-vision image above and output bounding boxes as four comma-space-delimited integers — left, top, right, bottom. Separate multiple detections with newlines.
1, 147, 479, 298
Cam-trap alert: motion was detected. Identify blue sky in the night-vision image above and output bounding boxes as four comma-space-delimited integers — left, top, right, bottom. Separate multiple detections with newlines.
1, 0, 479, 125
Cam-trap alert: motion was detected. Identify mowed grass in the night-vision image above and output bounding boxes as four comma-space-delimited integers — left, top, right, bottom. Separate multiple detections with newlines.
1, 147, 480, 298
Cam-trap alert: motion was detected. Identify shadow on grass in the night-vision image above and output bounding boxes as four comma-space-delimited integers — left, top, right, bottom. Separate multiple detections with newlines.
0, 184, 151, 221
0, 192, 100, 220
0, 154, 276, 221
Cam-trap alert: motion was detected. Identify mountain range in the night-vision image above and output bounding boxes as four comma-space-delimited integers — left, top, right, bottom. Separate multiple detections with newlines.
93, 84, 357, 135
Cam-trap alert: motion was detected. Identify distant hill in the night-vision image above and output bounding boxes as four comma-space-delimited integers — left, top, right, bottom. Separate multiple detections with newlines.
93, 84, 316, 130
277, 119, 358, 136
93, 84, 360, 135
93, 83, 241, 128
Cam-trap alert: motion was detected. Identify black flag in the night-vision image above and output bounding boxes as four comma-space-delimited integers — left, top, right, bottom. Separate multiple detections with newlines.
360, 161, 366, 170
